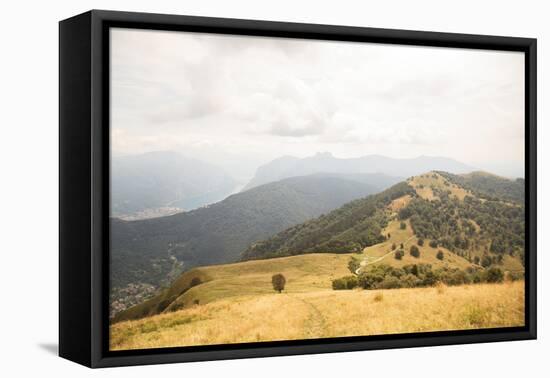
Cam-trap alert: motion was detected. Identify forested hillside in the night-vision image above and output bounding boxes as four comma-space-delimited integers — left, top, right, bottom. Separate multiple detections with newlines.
242, 171, 525, 269
110, 173, 395, 315
241, 182, 415, 260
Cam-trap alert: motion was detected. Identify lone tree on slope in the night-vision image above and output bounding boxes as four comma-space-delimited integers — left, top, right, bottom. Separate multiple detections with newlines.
410, 245, 420, 258
272, 273, 286, 293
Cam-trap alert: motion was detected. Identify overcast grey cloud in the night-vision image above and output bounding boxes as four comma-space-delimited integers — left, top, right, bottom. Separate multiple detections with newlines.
110, 28, 525, 178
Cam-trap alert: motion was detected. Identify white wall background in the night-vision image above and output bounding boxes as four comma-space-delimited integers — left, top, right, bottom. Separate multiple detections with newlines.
0, 0, 546, 376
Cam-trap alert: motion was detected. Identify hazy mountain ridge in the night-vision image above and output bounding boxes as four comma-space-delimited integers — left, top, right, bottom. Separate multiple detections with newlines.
243, 153, 475, 191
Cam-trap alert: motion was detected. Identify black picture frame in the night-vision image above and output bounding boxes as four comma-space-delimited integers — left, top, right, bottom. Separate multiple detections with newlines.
59, 9, 537, 368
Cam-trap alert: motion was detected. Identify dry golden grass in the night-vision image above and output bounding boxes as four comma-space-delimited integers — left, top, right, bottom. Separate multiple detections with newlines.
408, 172, 471, 201
361, 219, 414, 261
388, 194, 412, 212
113, 253, 356, 322
110, 281, 525, 351
360, 219, 473, 271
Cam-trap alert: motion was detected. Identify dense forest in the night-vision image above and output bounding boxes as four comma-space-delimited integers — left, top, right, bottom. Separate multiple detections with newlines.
240, 182, 415, 260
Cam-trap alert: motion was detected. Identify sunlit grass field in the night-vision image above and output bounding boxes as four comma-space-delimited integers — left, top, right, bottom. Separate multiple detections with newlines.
110, 281, 524, 350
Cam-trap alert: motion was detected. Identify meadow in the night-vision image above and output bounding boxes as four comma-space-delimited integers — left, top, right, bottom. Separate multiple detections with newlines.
110, 280, 525, 350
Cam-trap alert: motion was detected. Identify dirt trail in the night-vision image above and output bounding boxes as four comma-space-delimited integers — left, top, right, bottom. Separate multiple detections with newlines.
290, 295, 326, 339
355, 235, 416, 274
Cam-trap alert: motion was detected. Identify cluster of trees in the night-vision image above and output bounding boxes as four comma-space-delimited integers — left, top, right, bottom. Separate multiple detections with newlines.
332, 275, 359, 290
397, 189, 525, 267
332, 263, 510, 291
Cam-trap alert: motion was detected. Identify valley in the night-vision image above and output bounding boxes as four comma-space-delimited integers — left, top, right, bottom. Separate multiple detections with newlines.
110, 169, 526, 349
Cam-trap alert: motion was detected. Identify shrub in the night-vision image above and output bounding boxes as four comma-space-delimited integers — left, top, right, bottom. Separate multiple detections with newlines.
156, 298, 173, 313
410, 245, 420, 258
400, 273, 421, 288
409, 264, 419, 276
481, 255, 492, 268
472, 270, 484, 283
506, 271, 524, 282
400, 222, 407, 230
378, 276, 402, 289
332, 279, 346, 290
332, 275, 358, 290
429, 240, 438, 248
358, 271, 385, 289
190, 277, 202, 288
394, 249, 404, 260
418, 238, 424, 246
271, 273, 286, 293
436, 250, 444, 260
170, 302, 185, 312
348, 258, 360, 274
345, 276, 359, 289
422, 271, 438, 286
486, 267, 504, 283
390, 267, 405, 279
441, 270, 470, 286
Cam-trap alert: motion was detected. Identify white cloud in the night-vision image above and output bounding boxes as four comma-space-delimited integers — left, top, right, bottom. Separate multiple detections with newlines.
110, 28, 525, 176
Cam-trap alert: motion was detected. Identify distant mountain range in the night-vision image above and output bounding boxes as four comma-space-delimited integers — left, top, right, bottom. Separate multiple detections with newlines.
110, 172, 400, 296
243, 153, 475, 190
111, 151, 238, 219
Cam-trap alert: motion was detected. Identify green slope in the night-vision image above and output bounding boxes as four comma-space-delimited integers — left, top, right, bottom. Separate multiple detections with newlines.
111, 173, 398, 300
242, 172, 525, 269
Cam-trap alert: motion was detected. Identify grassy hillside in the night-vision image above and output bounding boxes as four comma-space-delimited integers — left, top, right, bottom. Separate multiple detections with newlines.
439, 171, 524, 203
357, 219, 473, 272
111, 173, 392, 314
113, 227, 478, 324
113, 253, 354, 322
111, 281, 524, 350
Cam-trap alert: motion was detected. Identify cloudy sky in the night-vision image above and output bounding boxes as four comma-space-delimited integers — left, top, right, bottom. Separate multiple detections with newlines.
110, 28, 525, 178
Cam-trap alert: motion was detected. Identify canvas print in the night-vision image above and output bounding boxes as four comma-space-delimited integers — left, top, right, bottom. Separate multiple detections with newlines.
108, 28, 526, 351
